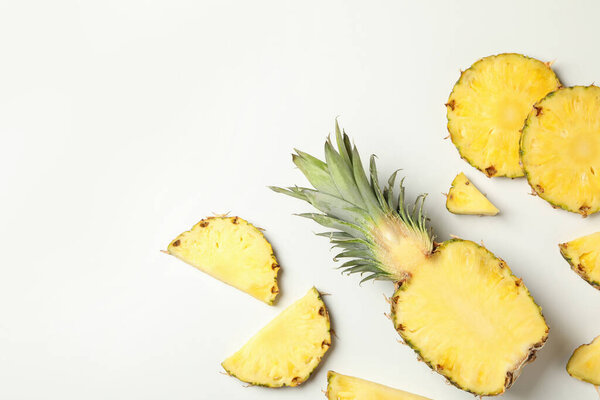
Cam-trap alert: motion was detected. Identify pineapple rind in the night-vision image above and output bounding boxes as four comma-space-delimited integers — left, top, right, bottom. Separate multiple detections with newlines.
326, 371, 431, 400
390, 239, 548, 396
567, 335, 600, 385
447, 53, 560, 178
446, 172, 499, 215
167, 216, 280, 304
559, 232, 600, 290
222, 287, 331, 387
521, 86, 600, 217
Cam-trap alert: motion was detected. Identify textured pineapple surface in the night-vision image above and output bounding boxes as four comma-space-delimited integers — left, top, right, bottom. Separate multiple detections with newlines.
559, 231, 600, 290
392, 240, 548, 396
167, 216, 280, 304
567, 335, 600, 385
446, 172, 499, 215
447, 53, 560, 177
222, 287, 331, 387
326, 371, 431, 400
521, 86, 600, 216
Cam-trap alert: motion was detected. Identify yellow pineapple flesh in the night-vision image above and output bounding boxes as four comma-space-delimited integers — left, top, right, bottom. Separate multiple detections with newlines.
447, 53, 560, 177
567, 335, 600, 385
559, 231, 600, 290
326, 371, 431, 400
521, 86, 600, 216
391, 240, 548, 396
167, 216, 280, 304
222, 287, 331, 387
446, 172, 499, 215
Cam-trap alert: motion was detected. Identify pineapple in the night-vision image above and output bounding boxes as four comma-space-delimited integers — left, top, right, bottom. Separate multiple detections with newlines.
446, 172, 499, 215
272, 122, 548, 396
559, 231, 600, 290
326, 371, 431, 400
166, 216, 280, 304
222, 287, 331, 387
567, 335, 600, 386
446, 53, 560, 177
521, 86, 600, 216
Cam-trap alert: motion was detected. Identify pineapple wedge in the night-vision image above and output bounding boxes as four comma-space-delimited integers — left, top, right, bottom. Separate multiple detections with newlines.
326, 371, 431, 400
446, 53, 560, 177
559, 232, 600, 290
521, 86, 600, 216
222, 287, 331, 387
446, 172, 499, 215
167, 216, 280, 304
567, 335, 600, 385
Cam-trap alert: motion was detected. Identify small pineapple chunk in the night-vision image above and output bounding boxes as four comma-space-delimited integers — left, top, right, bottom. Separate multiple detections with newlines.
326, 371, 431, 400
167, 216, 280, 304
559, 232, 600, 290
567, 335, 600, 385
222, 287, 331, 387
446, 173, 499, 215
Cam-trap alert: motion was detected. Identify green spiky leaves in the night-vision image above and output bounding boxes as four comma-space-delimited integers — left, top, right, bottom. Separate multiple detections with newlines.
271, 121, 434, 282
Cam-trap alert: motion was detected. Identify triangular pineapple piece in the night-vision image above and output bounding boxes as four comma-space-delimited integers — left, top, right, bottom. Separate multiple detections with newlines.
326, 371, 431, 400
559, 232, 600, 290
446, 172, 499, 215
222, 287, 331, 387
567, 335, 600, 385
167, 216, 280, 304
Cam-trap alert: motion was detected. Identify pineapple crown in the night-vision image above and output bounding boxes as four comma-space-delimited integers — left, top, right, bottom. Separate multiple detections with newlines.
271, 120, 434, 283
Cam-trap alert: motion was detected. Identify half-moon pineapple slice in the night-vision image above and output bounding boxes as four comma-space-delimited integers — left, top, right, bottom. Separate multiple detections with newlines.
521, 86, 600, 216
446, 172, 499, 215
222, 287, 331, 387
567, 335, 600, 385
326, 371, 431, 400
559, 231, 600, 290
447, 53, 560, 177
167, 216, 280, 304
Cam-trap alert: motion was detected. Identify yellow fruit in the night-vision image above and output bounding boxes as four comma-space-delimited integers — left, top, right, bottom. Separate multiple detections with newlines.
222, 287, 331, 387
326, 371, 431, 400
521, 86, 600, 216
447, 53, 560, 177
446, 172, 499, 215
391, 240, 547, 395
567, 335, 600, 385
559, 231, 600, 290
167, 216, 279, 304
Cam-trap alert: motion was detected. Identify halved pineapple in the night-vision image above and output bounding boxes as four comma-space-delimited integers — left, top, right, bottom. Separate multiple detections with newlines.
326, 371, 431, 400
446, 172, 499, 215
559, 231, 600, 290
391, 240, 548, 396
567, 335, 600, 385
446, 53, 560, 177
222, 287, 331, 387
521, 86, 600, 216
166, 216, 280, 304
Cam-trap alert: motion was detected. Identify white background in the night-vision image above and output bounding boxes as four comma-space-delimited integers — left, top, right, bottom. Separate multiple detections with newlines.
1, 1, 600, 399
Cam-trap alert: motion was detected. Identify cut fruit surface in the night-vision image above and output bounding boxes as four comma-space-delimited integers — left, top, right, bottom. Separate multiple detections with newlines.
521, 86, 600, 216
559, 231, 600, 290
391, 240, 548, 396
446, 172, 499, 215
567, 335, 600, 385
222, 287, 331, 387
447, 53, 560, 177
167, 216, 280, 304
326, 371, 431, 400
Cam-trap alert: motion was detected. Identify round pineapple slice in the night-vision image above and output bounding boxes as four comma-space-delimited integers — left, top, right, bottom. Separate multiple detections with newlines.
521, 86, 600, 216
222, 287, 331, 387
391, 240, 548, 396
446, 53, 560, 177
567, 335, 600, 386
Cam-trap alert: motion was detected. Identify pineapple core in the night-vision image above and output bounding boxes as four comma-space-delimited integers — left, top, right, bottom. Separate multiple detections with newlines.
327, 371, 431, 400
222, 287, 330, 387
